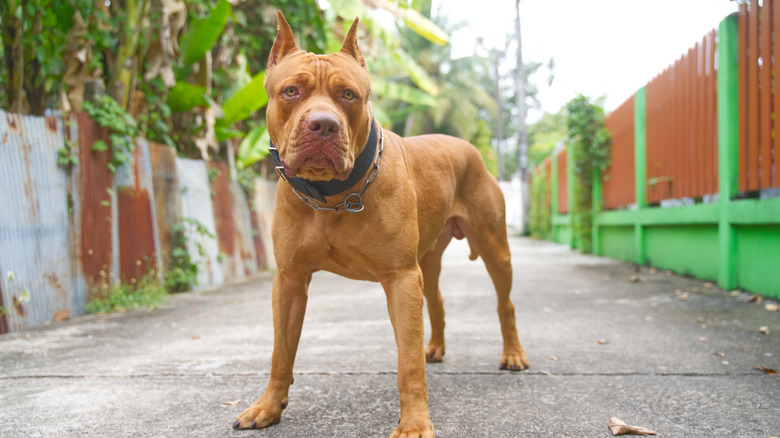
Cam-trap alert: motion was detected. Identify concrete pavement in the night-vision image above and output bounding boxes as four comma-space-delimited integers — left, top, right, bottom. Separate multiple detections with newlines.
1, 236, 778, 437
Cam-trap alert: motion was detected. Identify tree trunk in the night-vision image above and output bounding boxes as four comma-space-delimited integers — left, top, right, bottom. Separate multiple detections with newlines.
23, 0, 46, 115
515, 0, 530, 234
1, 0, 28, 113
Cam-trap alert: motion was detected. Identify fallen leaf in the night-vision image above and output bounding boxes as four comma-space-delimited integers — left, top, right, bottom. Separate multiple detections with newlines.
678, 292, 691, 301
713, 352, 726, 358
674, 289, 683, 296
648, 268, 657, 275
766, 303, 779, 312
597, 339, 610, 345
759, 326, 770, 336
608, 417, 656, 436
221, 399, 241, 407
629, 275, 640, 283
698, 337, 708, 343
753, 366, 778, 375
190, 336, 201, 340
54, 309, 71, 323
696, 317, 705, 323
745, 293, 761, 303
704, 282, 714, 288
548, 355, 558, 361
729, 290, 742, 297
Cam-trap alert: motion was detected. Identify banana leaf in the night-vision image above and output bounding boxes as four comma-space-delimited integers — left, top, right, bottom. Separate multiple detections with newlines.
178, 0, 232, 73
237, 125, 270, 169
372, 79, 436, 106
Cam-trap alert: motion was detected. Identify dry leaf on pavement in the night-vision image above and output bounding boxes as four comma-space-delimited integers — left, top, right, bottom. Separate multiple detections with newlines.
753, 366, 778, 375
221, 399, 241, 407
759, 326, 770, 336
766, 303, 779, 312
608, 417, 656, 435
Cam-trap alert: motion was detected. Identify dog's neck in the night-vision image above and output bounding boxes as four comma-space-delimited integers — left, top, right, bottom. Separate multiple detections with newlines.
269, 119, 379, 204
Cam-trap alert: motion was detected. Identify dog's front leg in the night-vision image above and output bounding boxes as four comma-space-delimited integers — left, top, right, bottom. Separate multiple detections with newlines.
234, 271, 310, 430
383, 268, 435, 438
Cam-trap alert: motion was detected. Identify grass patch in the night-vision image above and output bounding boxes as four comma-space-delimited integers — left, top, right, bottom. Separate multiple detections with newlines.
87, 273, 168, 314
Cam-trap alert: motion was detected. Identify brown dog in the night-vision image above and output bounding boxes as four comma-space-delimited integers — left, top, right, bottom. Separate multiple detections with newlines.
233, 12, 529, 437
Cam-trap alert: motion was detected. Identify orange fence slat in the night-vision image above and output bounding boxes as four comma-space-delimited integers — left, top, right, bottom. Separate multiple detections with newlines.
556, 149, 568, 214
602, 95, 635, 210
738, 0, 779, 193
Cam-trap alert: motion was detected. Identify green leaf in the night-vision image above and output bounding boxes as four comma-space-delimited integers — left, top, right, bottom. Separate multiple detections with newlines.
221, 71, 267, 125
397, 8, 449, 45
237, 126, 270, 169
392, 49, 439, 96
372, 79, 436, 106
92, 140, 108, 152
178, 0, 232, 70
215, 125, 244, 142
328, 0, 368, 20
168, 82, 209, 113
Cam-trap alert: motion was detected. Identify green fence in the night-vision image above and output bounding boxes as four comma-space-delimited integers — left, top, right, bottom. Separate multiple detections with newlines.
534, 13, 780, 299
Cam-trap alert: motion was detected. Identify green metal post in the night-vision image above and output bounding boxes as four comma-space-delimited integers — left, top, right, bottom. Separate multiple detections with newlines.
634, 87, 648, 264
718, 14, 739, 289
567, 144, 575, 249
592, 167, 603, 255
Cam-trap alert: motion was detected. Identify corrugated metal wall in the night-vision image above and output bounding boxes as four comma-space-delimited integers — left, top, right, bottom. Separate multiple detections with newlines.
0, 110, 77, 332
0, 110, 272, 334
116, 139, 161, 284
177, 158, 223, 288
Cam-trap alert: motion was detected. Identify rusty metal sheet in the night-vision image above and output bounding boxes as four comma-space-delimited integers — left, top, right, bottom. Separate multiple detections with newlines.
115, 139, 161, 284
209, 162, 238, 280
253, 178, 277, 271
149, 142, 183, 273
69, 111, 116, 301
0, 110, 76, 333
229, 180, 258, 277
177, 157, 223, 288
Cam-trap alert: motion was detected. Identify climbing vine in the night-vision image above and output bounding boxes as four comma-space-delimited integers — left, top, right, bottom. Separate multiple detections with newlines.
529, 170, 551, 239
566, 94, 611, 254
83, 95, 139, 173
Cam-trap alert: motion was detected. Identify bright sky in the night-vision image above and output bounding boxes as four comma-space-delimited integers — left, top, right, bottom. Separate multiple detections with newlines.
435, 0, 739, 120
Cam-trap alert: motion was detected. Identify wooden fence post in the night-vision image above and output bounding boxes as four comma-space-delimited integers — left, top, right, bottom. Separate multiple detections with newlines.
717, 13, 739, 289
634, 87, 648, 264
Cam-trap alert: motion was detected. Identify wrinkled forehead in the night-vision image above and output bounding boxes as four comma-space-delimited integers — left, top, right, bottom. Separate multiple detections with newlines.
266, 51, 371, 90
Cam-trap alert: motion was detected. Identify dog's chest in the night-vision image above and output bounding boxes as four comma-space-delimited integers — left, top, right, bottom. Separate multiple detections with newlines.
290, 214, 378, 281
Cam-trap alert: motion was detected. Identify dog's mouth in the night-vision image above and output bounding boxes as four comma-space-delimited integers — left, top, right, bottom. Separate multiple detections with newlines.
282, 143, 352, 181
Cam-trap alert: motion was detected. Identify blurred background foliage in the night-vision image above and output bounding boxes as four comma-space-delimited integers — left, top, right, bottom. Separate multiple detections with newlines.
0, 0, 554, 181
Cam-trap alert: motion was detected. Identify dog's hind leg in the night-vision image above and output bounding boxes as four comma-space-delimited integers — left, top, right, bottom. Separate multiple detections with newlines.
456, 198, 529, 371
419, 223, 454, 363
478, 226, 529, 371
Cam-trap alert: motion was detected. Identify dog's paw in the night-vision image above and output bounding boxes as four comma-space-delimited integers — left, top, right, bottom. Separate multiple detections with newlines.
500, 350, 529, 371
425, 344, 445, 363
390, 420, 435, 438
232, 397, 285, 430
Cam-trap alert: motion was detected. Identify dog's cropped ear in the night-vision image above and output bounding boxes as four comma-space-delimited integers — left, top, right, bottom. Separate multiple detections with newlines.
269, 11, 299, 67
339, 18, 365, 68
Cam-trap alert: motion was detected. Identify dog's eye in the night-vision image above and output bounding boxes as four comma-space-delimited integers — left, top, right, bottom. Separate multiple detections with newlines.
343, 89, 356, 100
284, 87, 298, 97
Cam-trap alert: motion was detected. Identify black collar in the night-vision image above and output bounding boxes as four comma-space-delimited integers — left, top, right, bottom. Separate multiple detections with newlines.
269, 120, 378, 203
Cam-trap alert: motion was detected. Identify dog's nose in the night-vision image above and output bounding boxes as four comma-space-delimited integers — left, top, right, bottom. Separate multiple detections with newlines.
306, 112, 340, 138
